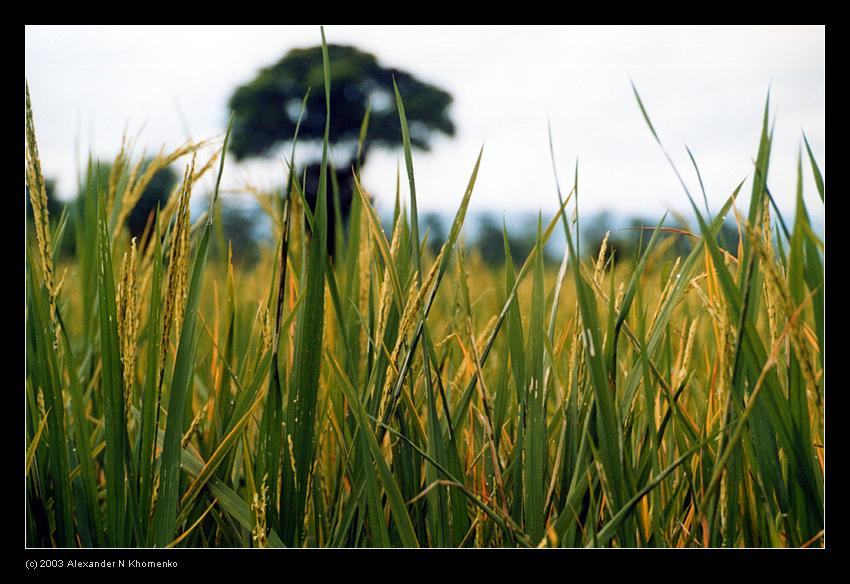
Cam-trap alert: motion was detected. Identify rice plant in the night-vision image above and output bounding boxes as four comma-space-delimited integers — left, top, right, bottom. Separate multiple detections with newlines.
25, 28, 824, 548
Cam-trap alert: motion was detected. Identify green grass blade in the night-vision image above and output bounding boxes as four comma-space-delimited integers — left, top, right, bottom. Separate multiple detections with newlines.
280, 28, 331, 545
522, 215, 547, 543
138, 209, 163, 541
329, 353, 420, 547
802, 132, 824, 202
152, 117, 232, 547
27, 256, 76, 547
96, 186, 128, 547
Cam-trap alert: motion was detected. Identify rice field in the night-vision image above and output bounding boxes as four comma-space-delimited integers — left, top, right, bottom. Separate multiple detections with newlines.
25, 31, 824, 548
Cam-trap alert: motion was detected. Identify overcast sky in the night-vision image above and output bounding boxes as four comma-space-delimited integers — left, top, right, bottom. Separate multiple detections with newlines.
25, 25, 825, 223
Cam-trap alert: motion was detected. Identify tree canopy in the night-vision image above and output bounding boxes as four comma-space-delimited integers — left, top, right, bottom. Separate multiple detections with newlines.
228, 44, 455, 170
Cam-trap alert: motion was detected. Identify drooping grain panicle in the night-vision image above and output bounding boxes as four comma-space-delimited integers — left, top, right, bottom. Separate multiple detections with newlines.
117, 236, 140, 425
157, 157, 195, 388
111, 138, 210, 240
25, 82, 57, 323
172, 154, 197, 343
96, 176, 129, 547
251, 475, 269, 548
152, 120, 231, 548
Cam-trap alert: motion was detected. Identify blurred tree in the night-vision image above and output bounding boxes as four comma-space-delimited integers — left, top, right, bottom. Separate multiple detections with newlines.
77, 158, 179, 241
423, 212, 447, 258
215, 201, 264, 269
474, 214, 552, 267
716, 220, 740, 254
228, 44, 455, 253
25, 177, 60, 220
26, 177, 76, 259
125, 162, 178, 240
582, 212, 647, 265
582, 213, 743, 268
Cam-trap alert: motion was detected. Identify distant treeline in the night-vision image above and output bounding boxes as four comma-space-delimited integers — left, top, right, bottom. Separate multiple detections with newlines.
28, 169, 742, 272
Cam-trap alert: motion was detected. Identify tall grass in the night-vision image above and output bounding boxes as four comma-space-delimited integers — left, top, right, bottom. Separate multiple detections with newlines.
25, 30, 824, 548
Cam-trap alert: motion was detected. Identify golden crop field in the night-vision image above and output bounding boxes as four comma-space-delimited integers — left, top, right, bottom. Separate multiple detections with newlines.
25, 32, 824, 549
